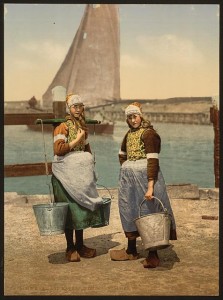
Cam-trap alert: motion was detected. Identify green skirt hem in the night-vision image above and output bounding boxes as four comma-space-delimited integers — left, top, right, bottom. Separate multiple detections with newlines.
51, 174, 108, 230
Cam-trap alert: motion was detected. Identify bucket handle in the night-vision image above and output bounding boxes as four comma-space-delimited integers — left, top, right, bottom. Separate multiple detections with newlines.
38, 118, 54, 204
139, 196, 167, 218
96, 183, 114, 199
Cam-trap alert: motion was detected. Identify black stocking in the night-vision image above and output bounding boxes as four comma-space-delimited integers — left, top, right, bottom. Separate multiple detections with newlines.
126, 238, 137, 255
75, 229, 84, 250
64, 228, 75, 251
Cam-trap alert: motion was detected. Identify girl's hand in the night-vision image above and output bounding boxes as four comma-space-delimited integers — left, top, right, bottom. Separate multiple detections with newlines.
69, 128, 85, 150
76, 128, 85, 140
145, 189, 153, 201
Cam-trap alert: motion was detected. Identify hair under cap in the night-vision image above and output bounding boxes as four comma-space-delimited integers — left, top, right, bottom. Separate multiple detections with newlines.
66, 94, 83, 113
66, 94, 83, 107
125, 102, 142, 116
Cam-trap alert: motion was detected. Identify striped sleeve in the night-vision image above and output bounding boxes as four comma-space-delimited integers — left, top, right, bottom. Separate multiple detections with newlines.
53, 123, 70, 156
142, 129, 161, 180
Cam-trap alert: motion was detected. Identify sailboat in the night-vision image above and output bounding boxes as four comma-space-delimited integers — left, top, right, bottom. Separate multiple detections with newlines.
35, 4, 120, 134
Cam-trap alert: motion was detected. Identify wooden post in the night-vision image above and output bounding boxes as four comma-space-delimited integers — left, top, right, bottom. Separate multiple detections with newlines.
52, 85, 67, 118
53, 101, 66, 118
210, 105, 219, 188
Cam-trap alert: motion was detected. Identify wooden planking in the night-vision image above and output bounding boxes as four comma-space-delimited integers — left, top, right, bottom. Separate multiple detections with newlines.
4, 113, 55, 125
4, 163, 52, 177
5, 113, 53, 177
210, 107, 219, 188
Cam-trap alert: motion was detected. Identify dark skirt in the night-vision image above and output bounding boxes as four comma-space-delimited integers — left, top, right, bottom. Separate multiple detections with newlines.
51, 175, 108, 230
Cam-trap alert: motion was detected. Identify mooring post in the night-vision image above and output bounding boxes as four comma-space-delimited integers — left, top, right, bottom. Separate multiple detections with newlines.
210, 98, 219, 188
53, 101, 66, 119
52, 86, 66, 118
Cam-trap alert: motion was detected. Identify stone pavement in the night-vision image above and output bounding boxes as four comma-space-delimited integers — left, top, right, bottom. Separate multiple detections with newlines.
4, 186, 219, 296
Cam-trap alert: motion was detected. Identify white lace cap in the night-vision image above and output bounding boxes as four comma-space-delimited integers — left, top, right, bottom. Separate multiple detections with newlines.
125, 104, 142, 116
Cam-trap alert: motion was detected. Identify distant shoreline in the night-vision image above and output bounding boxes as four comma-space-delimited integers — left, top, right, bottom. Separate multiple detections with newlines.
4, 96, 213, 125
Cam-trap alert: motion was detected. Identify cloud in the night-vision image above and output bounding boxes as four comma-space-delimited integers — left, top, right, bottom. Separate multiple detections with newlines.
20, 40, 69, 63
10, 39, 69, 73
14, 59, 35, 70
121, 54, 145, 68
136, 34, 205, 65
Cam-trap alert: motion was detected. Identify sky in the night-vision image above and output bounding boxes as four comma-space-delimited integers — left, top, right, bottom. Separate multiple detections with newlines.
4, 3, 219, 102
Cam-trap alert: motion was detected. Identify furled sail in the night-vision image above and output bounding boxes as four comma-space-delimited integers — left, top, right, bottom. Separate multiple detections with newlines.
42, 4, 120, 108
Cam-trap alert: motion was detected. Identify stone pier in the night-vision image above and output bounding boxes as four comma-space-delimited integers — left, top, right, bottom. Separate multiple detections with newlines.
4, 185, 219, 296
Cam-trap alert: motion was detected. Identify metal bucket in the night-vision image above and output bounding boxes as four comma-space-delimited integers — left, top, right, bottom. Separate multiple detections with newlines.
33, 202, 69, 236
91, 197, 112, 228
134, 197, 170, 251
92, 184, 113, 228
100, 197, 112, 226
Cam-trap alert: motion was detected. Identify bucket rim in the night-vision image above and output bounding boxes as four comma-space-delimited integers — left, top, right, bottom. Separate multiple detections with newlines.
33, 202, 69, 208
134, 211, 169, 222
138, 197, 168, 218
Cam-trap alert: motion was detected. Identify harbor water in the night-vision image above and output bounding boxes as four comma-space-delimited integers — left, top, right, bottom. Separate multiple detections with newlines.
4, 122, 215, 195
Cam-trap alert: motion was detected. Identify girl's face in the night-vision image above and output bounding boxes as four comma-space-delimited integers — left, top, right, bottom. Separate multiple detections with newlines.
70, 104, 84, 119
127, 114, 142, 128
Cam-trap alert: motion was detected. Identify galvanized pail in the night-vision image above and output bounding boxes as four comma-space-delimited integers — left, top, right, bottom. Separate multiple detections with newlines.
33, 202, 69, 236
92, 184, 113, 228
91, 198, 112, 228
134, 197, 170, 251
102, 198, 111, 226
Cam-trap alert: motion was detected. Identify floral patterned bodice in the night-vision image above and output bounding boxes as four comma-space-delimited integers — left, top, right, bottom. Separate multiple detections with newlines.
66, 120, 85, 151
126, 127, 147, 160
